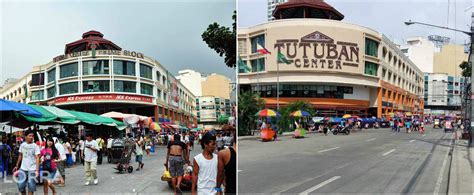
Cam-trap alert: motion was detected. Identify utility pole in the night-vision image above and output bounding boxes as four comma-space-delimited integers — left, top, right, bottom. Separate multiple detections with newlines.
469, 12, 474, 146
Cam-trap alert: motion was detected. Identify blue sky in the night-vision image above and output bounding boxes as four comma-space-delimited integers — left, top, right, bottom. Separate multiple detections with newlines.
238, 0, 473, 46
1, 0, 236, 85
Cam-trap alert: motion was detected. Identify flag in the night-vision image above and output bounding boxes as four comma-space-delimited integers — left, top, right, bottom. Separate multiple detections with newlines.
257, 43, 271, 55
238, 56, 251, 73
277, 52, 291, 64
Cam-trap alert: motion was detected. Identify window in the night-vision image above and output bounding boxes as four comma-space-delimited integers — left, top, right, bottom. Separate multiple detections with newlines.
59, 82, 78, 95
162, 76, 167, 86
83, 60, 109, 75
163, 92, 167, 102
60, 62, 78, 78
113, 60, 136, 76
31, 73, 45, 86
382, 68, 386, 80
47, 87, 56, 98
364, 62, 378, 76
157, 89, 162, 99
156, 71, 162, 82
31, 91, 44, 101
251, 35, 265, 53
47, 69, 56, 83
251, 58, 265, 72
365, 38, 379, 57
140, 64, 153, 79
239, 60, 249, 73
82, 80, 110, 92
140, 83, 153, 95
114, 81, 136, 93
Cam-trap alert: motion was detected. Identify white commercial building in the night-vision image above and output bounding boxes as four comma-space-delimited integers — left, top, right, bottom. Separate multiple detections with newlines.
423, 73, 465, 115
176, 69, 202, 97
267, 0, 287, 21
401, 37, 435, 73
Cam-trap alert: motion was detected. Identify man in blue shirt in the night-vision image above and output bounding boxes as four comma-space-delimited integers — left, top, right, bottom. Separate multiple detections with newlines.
0, 137, 12, 178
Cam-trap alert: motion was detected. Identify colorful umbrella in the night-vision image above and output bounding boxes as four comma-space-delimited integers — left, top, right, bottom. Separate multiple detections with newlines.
342, 114, 352, 119
255, 109, 280, 117
290, 110, 310, 117
149, 122, 161, 132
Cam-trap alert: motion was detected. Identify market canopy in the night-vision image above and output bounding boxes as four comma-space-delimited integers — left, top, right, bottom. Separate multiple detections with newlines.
0, 99, 42, 117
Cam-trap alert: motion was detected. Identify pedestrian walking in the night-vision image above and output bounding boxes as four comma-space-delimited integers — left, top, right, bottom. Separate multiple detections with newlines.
79, 136, 85, 166
83, 133, 99, 186
96, 136, 105, 165
40, 137, 60, 194
192, 132, 218, 195
1, 137, 12, 178
53, 137, 66, 187
189, 133, 195, 151
135, 136, 144, 171
165, 134, 188, 194
13, 130, 40, 195
216, 133, 236, 194
216, 134, 224, 151
63, 138, 73, 168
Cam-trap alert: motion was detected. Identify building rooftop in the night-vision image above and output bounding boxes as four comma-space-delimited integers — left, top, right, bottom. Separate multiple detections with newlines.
273, 0, 344, 20
64, 30, 122, 54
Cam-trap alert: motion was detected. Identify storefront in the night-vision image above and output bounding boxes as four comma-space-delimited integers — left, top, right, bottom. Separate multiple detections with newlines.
238, 0, 424, 118
1, 30, 197, 126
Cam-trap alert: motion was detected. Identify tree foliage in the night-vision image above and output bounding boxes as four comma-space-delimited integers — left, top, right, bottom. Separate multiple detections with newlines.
459, 61, 471, 77
201, 10, 236, 68
277, 101, 314, 133
238, 91, 265, 136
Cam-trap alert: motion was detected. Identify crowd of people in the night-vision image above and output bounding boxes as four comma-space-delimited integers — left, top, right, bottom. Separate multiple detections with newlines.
0, 127, 236, 195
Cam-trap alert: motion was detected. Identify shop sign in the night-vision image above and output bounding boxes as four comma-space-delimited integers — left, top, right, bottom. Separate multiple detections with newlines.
274, 31, 360, 69
53, 50, 144, 62
49, 94, 152, 105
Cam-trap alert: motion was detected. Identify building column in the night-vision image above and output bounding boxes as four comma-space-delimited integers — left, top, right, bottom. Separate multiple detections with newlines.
377, 87, 382, 118
154, 106, 159, 124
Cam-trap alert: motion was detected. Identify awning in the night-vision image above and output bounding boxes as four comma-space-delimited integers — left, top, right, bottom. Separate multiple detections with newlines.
41, 106, 79, 124
0, 100, 42, 117
21, 105, 57, 123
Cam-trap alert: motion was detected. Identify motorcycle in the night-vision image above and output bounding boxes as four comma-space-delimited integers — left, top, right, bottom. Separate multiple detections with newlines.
332, 125, 350, 135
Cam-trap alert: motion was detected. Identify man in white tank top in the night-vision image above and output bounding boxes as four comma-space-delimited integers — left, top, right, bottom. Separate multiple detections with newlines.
192, 132, 217, 195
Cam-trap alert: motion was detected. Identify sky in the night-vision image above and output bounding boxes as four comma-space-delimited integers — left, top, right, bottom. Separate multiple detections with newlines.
238, 0, 473, 46
0, 0, 236, 85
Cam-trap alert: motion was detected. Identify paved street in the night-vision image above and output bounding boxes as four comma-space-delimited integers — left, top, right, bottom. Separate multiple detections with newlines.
238, 127, 455, 194
0, 145, 202, 194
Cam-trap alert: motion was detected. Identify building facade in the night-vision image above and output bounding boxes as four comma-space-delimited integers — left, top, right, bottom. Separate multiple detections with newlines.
238, 1, 424, 118
201, 73, 232, 99
267, 0, 288, 21
196, 96, 231, 127
433, 44, 469, 77
423, 73, 465, 115
400, 37, 435, 73
0, 31, 197, 126
176, 69, 203, 97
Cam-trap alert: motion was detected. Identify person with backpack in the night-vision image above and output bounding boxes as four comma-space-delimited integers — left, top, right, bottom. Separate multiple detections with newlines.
40, 137, 60, 194
1, 137, 12, 178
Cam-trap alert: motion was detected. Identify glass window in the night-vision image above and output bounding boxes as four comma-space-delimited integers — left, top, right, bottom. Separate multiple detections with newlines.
251, 35, 265, 53
251, 58, 265, 72
59, 62, 78, 78
82, 80, 110, 92
157, 89, 162, 99
47, 87, 56, 98
365, 62, 378, 76
156, 71, 162, 82
59, 82, 78, 95
47, 69, 56, 83
114, 81, 136, 93
31, 91, 44, 101
113, 60, 136, 76
31, 73, 45, 86
365, 38, 379, 57
83, 60, 109, 75
140, 64, 153, 79
162, 76, 167, 86
140, 83, 153, 95
163, 92, 167, 102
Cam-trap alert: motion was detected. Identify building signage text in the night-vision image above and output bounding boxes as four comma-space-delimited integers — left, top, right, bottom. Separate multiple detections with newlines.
274, 31, 360, 69
49, 94, 153, 105
53, 50, 144, 62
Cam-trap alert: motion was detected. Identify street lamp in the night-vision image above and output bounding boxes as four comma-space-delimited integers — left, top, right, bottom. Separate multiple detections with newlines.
405, 17, 474, 146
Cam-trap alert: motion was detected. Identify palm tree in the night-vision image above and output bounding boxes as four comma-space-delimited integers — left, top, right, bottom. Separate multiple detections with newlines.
238, 91, 265, 136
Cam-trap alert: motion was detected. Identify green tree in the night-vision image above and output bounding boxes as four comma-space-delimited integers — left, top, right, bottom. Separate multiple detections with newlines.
277, 101, 314, 133
459, 61, 471, 77
201, 10, 236, 68
238, 91, 265, 136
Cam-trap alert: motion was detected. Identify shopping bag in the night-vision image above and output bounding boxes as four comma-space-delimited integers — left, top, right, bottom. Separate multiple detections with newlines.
161, 167, 171, 181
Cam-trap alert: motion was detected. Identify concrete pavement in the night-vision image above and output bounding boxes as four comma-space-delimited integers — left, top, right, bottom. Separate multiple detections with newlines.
0, 145, 202, 194
238, 127, 455, 194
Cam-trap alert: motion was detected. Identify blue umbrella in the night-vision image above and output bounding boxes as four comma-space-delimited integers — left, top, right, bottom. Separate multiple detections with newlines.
0, 99, 42, 117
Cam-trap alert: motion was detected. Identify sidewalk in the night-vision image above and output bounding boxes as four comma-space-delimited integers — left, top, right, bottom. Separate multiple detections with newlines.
448, 132, 473, 194
238, 130, 319, 141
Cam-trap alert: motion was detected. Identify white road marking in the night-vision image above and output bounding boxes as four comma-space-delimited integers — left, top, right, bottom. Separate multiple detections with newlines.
382, 149, 396, 156
318, 147, 340, 153
433, 134, 454, 195
409, 140, 416, 143
366, 138, 376, 142
300, 176, 341, 195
